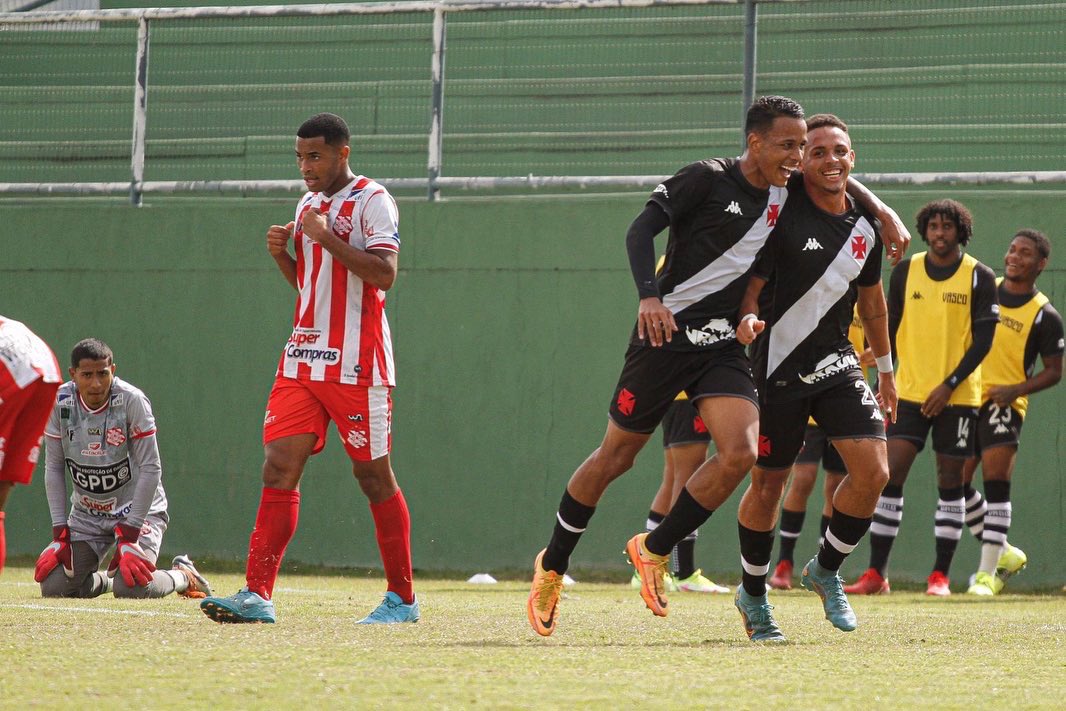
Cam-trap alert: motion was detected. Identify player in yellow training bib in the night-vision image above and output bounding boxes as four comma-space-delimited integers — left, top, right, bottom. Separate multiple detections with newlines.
846, 199, 999, 597
960, 230, 1062, 596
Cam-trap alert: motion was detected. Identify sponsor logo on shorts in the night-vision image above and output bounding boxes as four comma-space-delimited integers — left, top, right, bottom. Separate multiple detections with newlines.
685, 318, 736, 347
264, 410, 276, 425
68, 460, 132, 494
347, 428, 368, 449
106, 427, 126, 447
798, 351, 859, 385
616, 388, 636, 417
693, 416, 707, 434
758, 434, 772, 457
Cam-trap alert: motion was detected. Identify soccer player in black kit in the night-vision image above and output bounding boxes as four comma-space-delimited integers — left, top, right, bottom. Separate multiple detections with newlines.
527, 97, 910, 638
734, 114, 897, 640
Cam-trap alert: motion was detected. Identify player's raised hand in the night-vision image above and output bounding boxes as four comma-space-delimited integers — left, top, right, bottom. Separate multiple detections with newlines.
266, 221, 294, 257
301, 208, 330, 244
637, 297, 677, 347
736, 314, 765, 345
33, 525, 73, 582
106, 524, 156, 588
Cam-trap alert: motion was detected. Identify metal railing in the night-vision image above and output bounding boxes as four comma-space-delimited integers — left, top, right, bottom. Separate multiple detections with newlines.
1, 0, 1063, 204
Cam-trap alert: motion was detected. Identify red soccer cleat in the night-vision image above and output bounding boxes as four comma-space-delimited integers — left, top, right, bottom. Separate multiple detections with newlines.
843, 567, 891, 595
925, 571, 951, 596
769, 560, 793, 590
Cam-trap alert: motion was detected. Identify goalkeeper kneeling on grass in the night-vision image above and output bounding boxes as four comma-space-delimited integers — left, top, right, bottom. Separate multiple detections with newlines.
32, 338, 211, 600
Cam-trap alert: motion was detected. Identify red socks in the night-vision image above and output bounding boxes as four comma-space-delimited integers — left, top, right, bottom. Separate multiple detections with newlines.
0, 511, 6, 575
245, 487, 300, 600
370, 489, 414, 604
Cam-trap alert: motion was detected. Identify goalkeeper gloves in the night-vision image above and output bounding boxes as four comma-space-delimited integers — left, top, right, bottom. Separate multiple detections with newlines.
106, 523, 156, 587
34, 525, 74, 583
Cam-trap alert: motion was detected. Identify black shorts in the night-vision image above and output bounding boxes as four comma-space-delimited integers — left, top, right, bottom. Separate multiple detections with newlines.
885, 399, 978, 458
661, 399, 712, 449
609, 343, 757, 434
793, 424, 846, 473
974, 401, 1024, 454
756, 370, 885, 470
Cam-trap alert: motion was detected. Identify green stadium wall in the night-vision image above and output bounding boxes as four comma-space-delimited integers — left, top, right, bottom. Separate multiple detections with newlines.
2, 188, 1064, 588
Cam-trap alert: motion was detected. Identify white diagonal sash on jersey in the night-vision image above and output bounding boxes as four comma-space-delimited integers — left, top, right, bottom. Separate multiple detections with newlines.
662, 185, 787, 315
767, 217, 876, 378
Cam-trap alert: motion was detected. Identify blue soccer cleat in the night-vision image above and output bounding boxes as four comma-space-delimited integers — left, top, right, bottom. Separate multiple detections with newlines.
734, 587, 786, 642
801, 557, 857, 632
200, 587, 276, 624
357, 591, 420, 624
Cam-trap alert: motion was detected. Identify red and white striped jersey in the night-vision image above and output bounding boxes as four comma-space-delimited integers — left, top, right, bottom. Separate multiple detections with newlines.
0, 315, 62, 391
277, 176, 400, 386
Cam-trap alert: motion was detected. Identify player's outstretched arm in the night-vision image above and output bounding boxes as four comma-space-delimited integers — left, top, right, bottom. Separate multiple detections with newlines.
267, 221, 298, 291
845, 178, 910, 265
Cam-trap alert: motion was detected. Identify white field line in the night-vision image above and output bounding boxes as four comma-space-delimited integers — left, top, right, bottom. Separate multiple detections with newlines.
0, 602, 190, 618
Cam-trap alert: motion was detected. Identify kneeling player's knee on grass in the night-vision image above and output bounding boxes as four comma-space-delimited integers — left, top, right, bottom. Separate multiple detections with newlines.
39, 570, 71, 598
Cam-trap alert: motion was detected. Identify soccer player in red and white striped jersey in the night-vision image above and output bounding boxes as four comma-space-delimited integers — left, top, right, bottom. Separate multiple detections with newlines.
0, 315, 62, 575
200, 113, 417, 625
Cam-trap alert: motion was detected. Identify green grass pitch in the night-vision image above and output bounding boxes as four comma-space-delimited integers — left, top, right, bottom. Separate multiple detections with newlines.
2, 568, 1063, 708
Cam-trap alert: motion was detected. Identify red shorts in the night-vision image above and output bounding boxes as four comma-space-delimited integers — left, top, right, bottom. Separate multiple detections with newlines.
263, 376, 392, 462
0, 375, 60, 485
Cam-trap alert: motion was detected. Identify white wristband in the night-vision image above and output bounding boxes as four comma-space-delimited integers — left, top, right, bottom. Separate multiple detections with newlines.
740, 313, 758, 324
875, 354, 894, 373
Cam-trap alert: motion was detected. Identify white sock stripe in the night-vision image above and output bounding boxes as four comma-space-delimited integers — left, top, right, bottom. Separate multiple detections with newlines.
965, 490, 984, 507
936, 499, 966, 516
740, 556, 770, 576
824, 528, 857, 555
779, 530, 801, 539
934, 525, 964, 540
685, 530, 698, 541
645, 518, 660, 532
870, 522, 900, 537
982, 530, 1008, 544
556, 512, 586, 533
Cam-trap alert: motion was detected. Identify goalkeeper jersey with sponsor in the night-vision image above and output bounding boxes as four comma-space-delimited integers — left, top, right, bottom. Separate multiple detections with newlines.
278, 176, 400, 386
0, 315, 61, 392
43, 377, 167, 527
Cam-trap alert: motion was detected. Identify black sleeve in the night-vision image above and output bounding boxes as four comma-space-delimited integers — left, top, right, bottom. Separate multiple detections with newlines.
945, 318, 996, 389
887, 260, 908, 355
856, 218, 884, 287
1035, 304, 1065, 357
625, 202, 671, 299
970, 264, 999, 325
647, 161, 715, 221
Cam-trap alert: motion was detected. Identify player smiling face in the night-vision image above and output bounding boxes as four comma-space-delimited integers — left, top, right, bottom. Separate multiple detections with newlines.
749, 115, 807, 189
1004, 234, 1047, 284
295, 135, 352, 196
803, 125, 854, 198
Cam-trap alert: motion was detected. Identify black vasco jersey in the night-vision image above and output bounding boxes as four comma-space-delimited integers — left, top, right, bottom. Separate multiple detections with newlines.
635, 158, 790, 351
752, 173, 882, 402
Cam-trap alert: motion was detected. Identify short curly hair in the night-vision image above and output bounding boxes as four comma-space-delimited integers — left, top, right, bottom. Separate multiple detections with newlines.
916, 199, 974, 247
